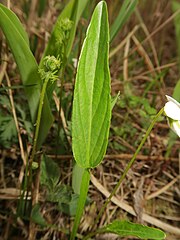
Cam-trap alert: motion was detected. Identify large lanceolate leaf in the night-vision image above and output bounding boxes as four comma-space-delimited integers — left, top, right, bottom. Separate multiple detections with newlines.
0, 4, 53, 147
72, 1, 111, 168
102, 220, 166, 239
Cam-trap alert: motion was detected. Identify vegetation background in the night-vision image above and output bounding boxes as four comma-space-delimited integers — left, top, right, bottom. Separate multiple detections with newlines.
0, 0, 179, 239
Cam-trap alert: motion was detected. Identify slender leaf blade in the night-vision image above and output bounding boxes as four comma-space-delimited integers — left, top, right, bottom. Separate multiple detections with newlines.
72, 1, 111, 168
40, 0, 89, 99
41, 0, 89, 60
0, 3, 29, 45
0, 4, 53, 147
102, 220, 166, 239
110, 0, 138, 42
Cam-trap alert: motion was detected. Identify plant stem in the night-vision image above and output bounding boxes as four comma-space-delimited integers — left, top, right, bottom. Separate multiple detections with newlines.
28, 77, 49, 240
30, 77, 49, 165
91, 107, 164, 229
70, 168, 90, 240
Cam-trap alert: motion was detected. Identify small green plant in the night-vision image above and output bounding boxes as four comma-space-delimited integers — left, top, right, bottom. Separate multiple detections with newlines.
70, 1, 166, 240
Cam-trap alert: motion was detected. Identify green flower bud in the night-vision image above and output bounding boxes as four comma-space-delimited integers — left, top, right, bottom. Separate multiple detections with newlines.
43, 55, 61, 72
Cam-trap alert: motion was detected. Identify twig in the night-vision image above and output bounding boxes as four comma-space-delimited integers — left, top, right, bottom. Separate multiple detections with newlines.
123, 37, 131, 95
53, 92, 71, 145
109, 25, 139, 58
132, 35, 155, 76
146, 176, 180, 200
5, 72, 26, 166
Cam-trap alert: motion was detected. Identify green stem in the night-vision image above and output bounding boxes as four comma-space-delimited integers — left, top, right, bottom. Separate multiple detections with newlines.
91, 107, 164, 230
30, 77, 49, 164
18, 77, 49, 217
28, 77, 49, 203
70, 168, 90, 240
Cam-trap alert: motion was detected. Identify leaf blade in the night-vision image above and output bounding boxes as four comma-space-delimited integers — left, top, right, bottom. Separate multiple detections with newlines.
72, 1, 111, 168
0, 4, 53, 147
103, 220, 166, 239
110, 0, 138, 42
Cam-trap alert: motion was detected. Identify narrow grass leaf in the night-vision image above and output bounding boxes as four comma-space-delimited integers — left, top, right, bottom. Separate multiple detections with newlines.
40, 0, 89, 98
72, 1, 111, 168
0, 4, 29, 45
102, 220, 166, 239
41, 0, 89, 60
38, 0, 47, 17
0, 4, 53, 147
110, 0, 138, 42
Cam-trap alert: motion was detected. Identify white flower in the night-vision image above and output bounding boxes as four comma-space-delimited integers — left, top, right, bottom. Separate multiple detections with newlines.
164, 95, 180, 137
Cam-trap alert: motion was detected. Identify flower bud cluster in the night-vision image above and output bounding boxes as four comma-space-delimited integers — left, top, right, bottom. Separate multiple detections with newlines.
39, 55, 61, 82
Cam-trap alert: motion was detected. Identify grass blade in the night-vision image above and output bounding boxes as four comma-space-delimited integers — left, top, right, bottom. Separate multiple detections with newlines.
0, 4, 53, 147
40, 0, 89, 98
41, 0, 89, 60
110, 0, 138, 42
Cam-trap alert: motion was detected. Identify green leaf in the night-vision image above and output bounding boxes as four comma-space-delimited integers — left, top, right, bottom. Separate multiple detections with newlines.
110, 0, 138, 42
172, 79, 180, 102
0, 4, 29, 45
38, 0, 47, 17
40, 0, 89, 99
40, 155, 60, 189
58, 193, 79, 216
41, 0, 89, 60
72, 163, 85, 194
102, 220, 166, 239
72, 0, 111, 168
31, 204, 47, 227
0, 116, 17, 145
111, 92, 120, 110
46, 184, 72, 203
0, 4, 53, 148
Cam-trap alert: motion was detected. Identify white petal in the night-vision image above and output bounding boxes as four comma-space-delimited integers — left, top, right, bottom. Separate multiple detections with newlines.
164, 101, 180, 120
165, 95, 180, 107
171, 121, 180, 137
